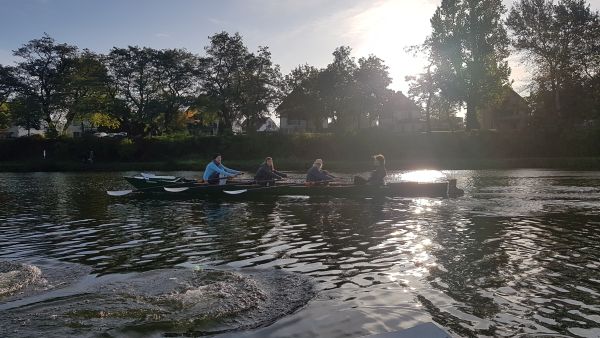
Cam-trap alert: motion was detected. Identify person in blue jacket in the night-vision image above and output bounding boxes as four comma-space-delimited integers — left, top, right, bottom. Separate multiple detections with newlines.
203, 154, 242, 185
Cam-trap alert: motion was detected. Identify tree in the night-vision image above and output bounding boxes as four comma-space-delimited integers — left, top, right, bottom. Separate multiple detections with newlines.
9, 95, 44, 135
319, 46, 358, 130
279, 48, 392, 132
354, 55, 391, 127
0, 65, 16, 106
407, 68, 461, 132
199, 32, 282, 134
0, 65, 16, 129
507, 0, 600, 121
11, 34, 78, 136
428, 0, 511, 130
61, 51, 114, 133
106, 46, 163, 136
199, 32, 249, 135
278, 64, 327, 130
154, 49, 200, 133
239, 46, 282, 132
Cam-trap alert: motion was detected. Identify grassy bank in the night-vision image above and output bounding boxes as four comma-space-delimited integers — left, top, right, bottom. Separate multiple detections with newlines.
3, 156, 600, 173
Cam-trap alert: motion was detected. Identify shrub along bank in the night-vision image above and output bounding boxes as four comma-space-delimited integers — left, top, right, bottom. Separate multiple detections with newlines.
1, 129, 600, 171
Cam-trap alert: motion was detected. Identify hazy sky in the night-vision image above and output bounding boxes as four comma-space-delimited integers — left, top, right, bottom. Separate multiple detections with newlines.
1, 0, 599, 95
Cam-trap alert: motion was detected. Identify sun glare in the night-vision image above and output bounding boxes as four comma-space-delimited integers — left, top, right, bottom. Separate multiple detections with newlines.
401, 170, 446, 183
349, 0, 438, 91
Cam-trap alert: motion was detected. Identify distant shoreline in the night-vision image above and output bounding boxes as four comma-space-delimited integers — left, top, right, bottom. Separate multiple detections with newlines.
2, 157, 600, 173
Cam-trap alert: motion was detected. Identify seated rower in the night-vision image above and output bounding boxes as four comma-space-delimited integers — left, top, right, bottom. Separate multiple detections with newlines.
354, 154, 387, 186
306, 159, 335, 185
255, 157, 287, 186
203, 153, 242, 185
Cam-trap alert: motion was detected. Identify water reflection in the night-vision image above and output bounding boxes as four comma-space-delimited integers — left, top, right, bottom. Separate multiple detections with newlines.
399, 169, 447, 183
1, 171, 600, 337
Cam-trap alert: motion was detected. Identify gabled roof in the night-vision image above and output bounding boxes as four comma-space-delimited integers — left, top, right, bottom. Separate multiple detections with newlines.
380, 90, 421, 119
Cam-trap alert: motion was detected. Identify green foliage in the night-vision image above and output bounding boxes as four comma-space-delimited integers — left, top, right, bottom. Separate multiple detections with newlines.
8, 96, 44, 134
507, 0, 600, 122
11, 34, 79, 135
0, 103, 10, 129
279, 47, 395, 132
89, 112, 120, 129
427, 0, 511, 130
0, 65, 16, 106
3, 130, 600, 165
200, 32, 282, 134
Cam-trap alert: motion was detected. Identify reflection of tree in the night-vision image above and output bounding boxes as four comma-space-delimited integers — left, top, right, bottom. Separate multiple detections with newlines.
424, 213, 507, 337
272, 197, 394, 285
188, 200, 277, 264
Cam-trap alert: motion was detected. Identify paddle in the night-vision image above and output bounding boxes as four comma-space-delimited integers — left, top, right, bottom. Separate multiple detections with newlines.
223, 177, 338, 195
223, 183, 295, 195
107, 189, 135, 196
107, 178, 194, 196
164, 177, 282, 193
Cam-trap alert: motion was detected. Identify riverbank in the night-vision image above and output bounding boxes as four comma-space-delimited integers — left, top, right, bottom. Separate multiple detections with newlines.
3, 130, 600, 172
3, 156, 600, 172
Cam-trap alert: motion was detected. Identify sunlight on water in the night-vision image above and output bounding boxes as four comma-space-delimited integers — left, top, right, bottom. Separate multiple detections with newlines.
400, 170, 446, 182
2, 171, 600, 337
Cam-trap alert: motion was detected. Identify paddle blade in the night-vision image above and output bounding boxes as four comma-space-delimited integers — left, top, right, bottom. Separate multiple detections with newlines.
107, 190, 133, 196
164, 187, 190, 193
223, 189, 247, 195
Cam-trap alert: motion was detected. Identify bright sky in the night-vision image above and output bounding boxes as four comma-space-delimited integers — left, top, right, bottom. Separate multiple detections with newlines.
0, 0, 598, 96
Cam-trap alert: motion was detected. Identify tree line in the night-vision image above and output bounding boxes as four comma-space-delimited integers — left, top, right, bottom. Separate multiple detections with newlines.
0, 0, 598, 137
408, 0, 599, 131
0, 32, 285, 136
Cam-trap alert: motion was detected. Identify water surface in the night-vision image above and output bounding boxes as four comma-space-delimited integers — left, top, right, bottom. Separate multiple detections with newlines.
1, 170, 600, 337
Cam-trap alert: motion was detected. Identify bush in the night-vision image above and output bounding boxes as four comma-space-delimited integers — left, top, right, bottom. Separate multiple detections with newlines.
2, 129, 600, 163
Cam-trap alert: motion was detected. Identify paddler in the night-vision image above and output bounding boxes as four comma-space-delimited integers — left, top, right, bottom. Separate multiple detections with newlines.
203, 154, 242, 185
353, 154, 387, 186
255, 157, 287, 186
306, 158, 335, 185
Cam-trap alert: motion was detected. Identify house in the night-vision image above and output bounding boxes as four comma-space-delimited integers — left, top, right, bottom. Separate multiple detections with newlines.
277, 88, 328, 133
480, 86, 530, 130
233, 116, 280, 134
0, 123, 46, 138
64, 118, 96, 137
378, 90, 424, 132
256, 117, 279, 132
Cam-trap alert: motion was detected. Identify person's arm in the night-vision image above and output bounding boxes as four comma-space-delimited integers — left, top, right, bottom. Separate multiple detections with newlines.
321, 170, 335, 180
221, 164, 241, 175
317, 170, 333, 181
209, 162, 237, 177
271, 172, 284, 180
273, 170, 287, 178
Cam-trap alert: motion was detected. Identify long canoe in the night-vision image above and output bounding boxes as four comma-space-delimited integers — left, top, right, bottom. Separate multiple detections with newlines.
122, 175, 464, 198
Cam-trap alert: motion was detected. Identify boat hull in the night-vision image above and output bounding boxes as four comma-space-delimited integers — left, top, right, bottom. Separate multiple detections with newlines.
122, 176, 464, 198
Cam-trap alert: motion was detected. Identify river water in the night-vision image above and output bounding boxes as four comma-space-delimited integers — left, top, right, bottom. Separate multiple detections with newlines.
1, 170, 599, 337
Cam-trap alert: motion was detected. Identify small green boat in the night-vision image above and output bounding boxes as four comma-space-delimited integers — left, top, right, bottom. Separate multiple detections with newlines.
119, 173, 464, 198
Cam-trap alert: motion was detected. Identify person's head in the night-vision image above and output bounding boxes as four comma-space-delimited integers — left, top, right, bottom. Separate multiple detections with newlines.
313, 158, 323, 169
213, 153, 222, 164
373, 154, 385, 166
265, 157, 273, 168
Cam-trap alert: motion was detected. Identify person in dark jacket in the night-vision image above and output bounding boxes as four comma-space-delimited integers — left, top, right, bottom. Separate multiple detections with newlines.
306, 159, 335, 184
354, 154, 387, 186
255, 157, 287, 186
